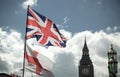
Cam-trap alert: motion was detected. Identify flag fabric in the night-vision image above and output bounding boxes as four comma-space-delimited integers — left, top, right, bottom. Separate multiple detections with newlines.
41, 69, 55, 77
26, 68, 55, 77
25, 44, 54, 76
26, 7, 67, 47
11, 73, 21, 77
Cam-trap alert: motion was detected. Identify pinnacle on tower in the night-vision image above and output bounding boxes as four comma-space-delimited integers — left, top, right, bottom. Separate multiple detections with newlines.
82, 36, 89, 55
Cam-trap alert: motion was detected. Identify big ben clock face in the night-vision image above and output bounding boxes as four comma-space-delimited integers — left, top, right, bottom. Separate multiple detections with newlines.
82, 68, 89, 75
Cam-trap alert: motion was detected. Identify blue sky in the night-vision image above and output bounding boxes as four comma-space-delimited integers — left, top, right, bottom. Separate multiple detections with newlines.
0, 0, 120, 34
0, 0, 120, 77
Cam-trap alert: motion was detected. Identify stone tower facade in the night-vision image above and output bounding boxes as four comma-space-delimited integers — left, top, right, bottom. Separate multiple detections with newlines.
79, 38, 94, 77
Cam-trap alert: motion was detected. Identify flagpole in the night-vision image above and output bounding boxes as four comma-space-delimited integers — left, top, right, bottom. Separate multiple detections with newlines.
22, 5, 29, 77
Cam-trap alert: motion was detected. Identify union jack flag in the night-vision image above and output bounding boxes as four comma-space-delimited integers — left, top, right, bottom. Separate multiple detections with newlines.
26, 7, 67, 47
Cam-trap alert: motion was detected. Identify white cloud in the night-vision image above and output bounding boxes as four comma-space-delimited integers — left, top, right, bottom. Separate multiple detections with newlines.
56, 17, 69, 29
97, 1, 103, 6
0, 27, 120, 77
22, 0, 37, 9
63, 16, 69, 24
105, 26, 120, 33
0, 28, 24, 75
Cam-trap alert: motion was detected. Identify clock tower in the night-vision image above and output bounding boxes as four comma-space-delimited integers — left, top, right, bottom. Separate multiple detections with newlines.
79, 37, 94, 77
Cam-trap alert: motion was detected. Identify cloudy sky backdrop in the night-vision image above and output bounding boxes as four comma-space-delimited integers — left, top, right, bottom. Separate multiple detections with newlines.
0, 0, 120, 77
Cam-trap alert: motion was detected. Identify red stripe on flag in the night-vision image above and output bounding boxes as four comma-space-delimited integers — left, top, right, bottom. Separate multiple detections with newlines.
25, 51, 43, 75
28, 7, 39, 22
39, 19, 61, 44
27, 19, 39, 27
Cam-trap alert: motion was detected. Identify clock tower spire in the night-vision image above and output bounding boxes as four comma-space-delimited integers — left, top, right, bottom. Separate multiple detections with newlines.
82, 36, 89, 55
79, 37, 94, 77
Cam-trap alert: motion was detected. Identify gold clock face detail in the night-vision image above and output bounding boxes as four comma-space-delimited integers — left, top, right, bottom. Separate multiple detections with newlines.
82, 68, 89, 75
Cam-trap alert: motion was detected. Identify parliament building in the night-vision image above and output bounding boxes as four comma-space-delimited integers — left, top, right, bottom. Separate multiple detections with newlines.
78, 38, 94, 77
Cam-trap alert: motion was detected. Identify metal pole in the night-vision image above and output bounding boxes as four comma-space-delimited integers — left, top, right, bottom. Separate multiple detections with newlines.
22, 5, 29, 77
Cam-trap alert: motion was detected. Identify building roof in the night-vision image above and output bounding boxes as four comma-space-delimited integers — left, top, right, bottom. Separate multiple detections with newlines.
0, 73, 12, 77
